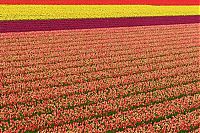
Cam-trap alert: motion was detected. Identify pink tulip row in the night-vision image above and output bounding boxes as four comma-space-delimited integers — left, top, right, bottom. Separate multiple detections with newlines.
1, 33, 198, 59
2, 93, 197, 132
1, 30, 197, 54
1, 43, 198, 71
3, 54, 197, 85
54, 94, 199, 132
1, 23, 199, 132
1, 24, 197, 53
1, 23, 197, 40
119, 108, 200, 133
39, 108, 199, 133
2, 23, 196, 39
0, 35, 198, 64
1, 23, 196, 47
2, 48, 198, 77
1, 31, 195, 59
2, 24, 198, 44
1, 71, 198, 119
2, 60, 198, 97
2, 38, 198, 71
1, 79, 198, 122
1, 70, 198, 119
2, 29, 194, 44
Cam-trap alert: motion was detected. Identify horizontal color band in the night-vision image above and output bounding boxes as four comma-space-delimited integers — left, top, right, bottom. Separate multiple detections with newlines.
0, 0, 199, 5
0, 5, 199, 20
0, 16, 199, 33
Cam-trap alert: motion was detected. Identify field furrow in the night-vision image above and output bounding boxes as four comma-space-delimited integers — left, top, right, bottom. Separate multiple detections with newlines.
0, 23, 199, 132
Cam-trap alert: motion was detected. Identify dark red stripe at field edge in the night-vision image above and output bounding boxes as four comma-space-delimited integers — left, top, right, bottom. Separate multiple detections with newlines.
0, 16, 199, 33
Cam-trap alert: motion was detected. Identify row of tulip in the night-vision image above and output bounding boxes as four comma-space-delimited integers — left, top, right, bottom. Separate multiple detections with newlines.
1, 29, 197, 53
1, 33, 198, 58
1, 44, 198, 71
1, 23, 197, 44
39, 107, 199, 133
3, 54, 198, 84
1, 60, 198, 97
2, 92, 198, 132
1, 66, 198, 107
119, 108, 200, 133
1, 36, 198, 64
0, 23, 199, 132
1, 80, 199, 122
2, 49, 198, 77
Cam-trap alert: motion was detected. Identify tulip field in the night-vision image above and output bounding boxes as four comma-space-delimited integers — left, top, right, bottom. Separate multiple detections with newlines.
0, 22, 199, 132
0, 5, 199, 20
0, 2, 200, 132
